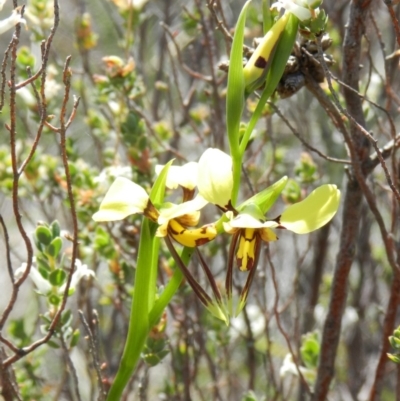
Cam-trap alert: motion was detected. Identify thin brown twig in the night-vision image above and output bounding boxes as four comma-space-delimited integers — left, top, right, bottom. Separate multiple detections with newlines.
385, 0, 400, 48
160, 22, 213, 82
0, 24, 33, 333
3, 52, 82, 369
0, 40, 13, 110
269, 102, 351, 165
266, 248, 312, 396
0, 215, 14, 284
315, 36, 400, 204
78, 310, 106, 401
60, 336, 82, 401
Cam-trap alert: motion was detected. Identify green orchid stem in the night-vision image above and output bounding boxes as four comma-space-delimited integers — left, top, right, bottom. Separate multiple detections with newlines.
107, 235, 191, 400
148, 247, 193, 327
231, 156, 243, 206
106, 218, 156, 401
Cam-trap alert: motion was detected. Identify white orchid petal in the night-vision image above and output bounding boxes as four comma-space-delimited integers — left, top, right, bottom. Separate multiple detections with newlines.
93, 177, 149, 221
197, 148, 233, 208
155, 162, 198, 190
271, 0, 311, 21
225, 213, 279, 229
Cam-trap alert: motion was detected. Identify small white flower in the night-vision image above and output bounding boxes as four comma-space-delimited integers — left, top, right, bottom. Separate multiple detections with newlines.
60, 260, 95, 293
280, 354, 315, 382
15, 258, 52, 294
15, 258, 95, 295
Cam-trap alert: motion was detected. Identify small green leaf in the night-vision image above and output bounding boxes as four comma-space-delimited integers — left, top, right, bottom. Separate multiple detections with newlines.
47, 237, 62, 258
47, 340, 60, 349
35, 226, 53, 246
241, 390, 258, 401
50, 220, 61, 238
388, 353, 400, 364
61, 310, 72, 327
38, 266, 49, 280
70, 329, 80, 348
238, 176, 288, 214
49, 269, 67, 287
36, 255, 50, 271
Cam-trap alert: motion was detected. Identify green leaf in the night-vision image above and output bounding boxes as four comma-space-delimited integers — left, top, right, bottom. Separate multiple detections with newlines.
262, 0, 273, 34
35, 226, 53, 246
38, 266, 49, 280
280, 184, 341, 234
238, 176, 288, 214
388, 353, 400, 364
226, 0, 251, 156
47, 237, 62, 258
50, 220, 61, 238
70, 329, 80, 348
300, 332, 320, 368
149, 159, 173, 205
47, 340, 60, 349
61, 310, 72, 327
106, 218, 158, 401
49, 269, 67, 287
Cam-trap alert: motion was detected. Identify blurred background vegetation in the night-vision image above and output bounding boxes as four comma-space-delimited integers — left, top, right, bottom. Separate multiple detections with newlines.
1, 0, 400, 400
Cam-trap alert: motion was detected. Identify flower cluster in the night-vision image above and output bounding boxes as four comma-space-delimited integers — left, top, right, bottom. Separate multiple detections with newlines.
93, 148, 340, 321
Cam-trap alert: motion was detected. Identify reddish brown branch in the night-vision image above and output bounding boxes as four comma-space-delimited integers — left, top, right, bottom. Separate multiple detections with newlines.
312, 1, 373, 399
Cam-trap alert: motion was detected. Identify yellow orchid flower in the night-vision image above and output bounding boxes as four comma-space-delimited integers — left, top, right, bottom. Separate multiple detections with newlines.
224, 184, 340, 316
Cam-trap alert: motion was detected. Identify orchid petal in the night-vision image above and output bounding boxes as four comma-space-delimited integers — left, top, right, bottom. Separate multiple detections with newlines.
155, 162, 198, 190
271, 0, 312, 21
93, 177, 149, 221
158, 195, 208, 226
280, 184, 340, 234
224, 213, 278, 230
197, 148, 233, 209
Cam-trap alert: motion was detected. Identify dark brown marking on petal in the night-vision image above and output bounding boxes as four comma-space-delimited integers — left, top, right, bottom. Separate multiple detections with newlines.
237, 255, 254, 272
168, 225, 186, 236
254, 56, 268, 69
195, 237, 211, 246
273, 215, 281, 224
